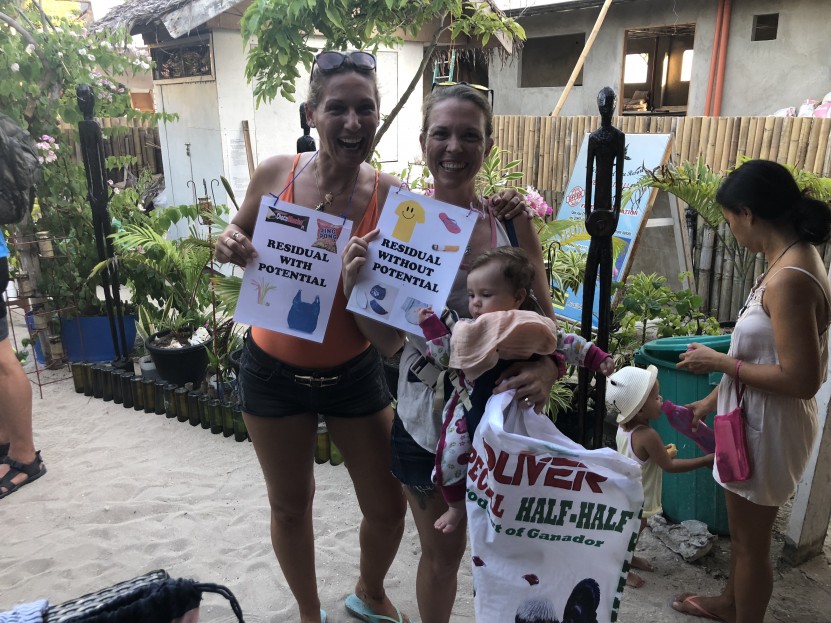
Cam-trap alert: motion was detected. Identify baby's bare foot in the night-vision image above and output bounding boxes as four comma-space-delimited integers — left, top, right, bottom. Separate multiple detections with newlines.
434, 506, 465, 533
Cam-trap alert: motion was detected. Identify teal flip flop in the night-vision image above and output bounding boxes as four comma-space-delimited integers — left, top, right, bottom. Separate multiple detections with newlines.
344, 594, 403, 623
321, 609, 327, 623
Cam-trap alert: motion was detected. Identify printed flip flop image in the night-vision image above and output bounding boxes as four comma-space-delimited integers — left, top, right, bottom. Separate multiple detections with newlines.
370, 300, 388, 315
370, 284, 387, 300
355, 288, 368, 309
439, 212, 461, 234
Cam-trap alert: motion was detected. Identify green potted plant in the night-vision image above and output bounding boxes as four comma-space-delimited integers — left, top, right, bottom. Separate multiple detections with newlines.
92, 202, 230, 386
27, 156, 165, 362
205, 317, 245, 400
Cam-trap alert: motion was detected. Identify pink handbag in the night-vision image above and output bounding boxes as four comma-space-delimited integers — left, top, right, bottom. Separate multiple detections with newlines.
714, 366, 752, 482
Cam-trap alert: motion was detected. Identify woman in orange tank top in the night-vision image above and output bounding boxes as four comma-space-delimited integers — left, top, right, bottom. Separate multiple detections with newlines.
215, 51, 409, 623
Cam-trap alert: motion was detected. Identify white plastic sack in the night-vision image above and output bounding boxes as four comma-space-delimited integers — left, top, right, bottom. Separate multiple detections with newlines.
798, 99, 818, 118
771, 107, 796, 117
466, 391, 644, 623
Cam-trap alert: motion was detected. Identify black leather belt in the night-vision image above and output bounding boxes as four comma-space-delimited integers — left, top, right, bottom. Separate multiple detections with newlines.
293, 374, 341, 387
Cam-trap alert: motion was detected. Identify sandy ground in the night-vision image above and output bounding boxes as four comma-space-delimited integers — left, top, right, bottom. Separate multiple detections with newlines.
1, 315, 830, 622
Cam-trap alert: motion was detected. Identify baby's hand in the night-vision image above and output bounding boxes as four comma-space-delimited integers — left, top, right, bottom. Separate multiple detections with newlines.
598, 356, 615, 376
665, 443, 677, 459
417, 306, 435, 324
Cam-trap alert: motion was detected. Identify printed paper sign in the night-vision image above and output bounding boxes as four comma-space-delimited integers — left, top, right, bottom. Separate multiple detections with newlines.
555, 133, 671, 328
233, 197, 352, 343
346, 190, 476, 332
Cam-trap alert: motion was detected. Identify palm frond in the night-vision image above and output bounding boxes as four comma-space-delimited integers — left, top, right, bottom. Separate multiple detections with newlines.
213, 275, 242, 315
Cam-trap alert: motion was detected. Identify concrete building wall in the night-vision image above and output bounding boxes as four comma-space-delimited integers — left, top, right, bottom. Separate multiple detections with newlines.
155, 31, 427, 216
212, 29, 256, 207
720, 0, 830, 115
490, 0, 828, 117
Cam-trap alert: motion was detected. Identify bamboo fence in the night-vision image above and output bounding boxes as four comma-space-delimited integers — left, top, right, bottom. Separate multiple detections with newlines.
492, 115, 831, 319
60, 119, 163, 182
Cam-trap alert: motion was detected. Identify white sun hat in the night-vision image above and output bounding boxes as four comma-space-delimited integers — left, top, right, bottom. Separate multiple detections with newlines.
606, 365, 658, 424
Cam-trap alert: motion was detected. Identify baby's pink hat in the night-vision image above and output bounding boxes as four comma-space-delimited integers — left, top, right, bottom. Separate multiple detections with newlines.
449, 310, 559, 380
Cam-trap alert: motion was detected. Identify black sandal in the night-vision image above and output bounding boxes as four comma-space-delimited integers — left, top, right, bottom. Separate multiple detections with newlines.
0, 450, 46, 499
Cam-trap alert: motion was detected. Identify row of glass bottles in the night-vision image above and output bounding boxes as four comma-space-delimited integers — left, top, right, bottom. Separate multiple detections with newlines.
314, 421, 344, 466
68, 362, 346, 466
68, 362, 248, 442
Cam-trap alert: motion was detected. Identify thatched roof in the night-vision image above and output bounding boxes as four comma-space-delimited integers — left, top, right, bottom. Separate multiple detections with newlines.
94, 0, 243, 39
95, 0, 188, 33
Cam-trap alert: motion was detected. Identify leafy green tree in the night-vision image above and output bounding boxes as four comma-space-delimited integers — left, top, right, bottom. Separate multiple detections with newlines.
0, 0, 151, 133
1, 0, 170, 315
241, 0, 525, 148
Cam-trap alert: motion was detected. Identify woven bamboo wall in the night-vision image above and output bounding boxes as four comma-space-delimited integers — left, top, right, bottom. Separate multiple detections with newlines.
492, 115, 831, 320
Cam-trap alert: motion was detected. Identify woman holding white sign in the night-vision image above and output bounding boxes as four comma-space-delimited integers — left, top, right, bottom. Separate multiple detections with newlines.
215, 51, 409, 623
343, 83, 559, 623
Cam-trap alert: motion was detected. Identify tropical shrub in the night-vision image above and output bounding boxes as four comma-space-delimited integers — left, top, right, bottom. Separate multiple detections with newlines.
1, 0, 169, 315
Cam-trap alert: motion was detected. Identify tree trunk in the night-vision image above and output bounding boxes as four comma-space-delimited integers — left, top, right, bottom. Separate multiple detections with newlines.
371, 25, 444, 156
11, 212, 44, 301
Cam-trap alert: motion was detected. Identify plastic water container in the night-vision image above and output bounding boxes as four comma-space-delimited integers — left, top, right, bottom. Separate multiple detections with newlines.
635, 334, 731, 535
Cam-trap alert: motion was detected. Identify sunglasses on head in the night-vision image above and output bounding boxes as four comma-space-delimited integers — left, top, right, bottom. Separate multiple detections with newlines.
432, 81, 494, 108
313, 51, 377, 76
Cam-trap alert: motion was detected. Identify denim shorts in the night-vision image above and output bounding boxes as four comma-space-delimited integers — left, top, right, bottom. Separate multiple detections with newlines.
239, 333, 391, 418
390, 411, 437, 489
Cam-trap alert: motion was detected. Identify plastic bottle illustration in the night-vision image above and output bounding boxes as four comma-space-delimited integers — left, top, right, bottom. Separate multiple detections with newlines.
661, 399, 716, 454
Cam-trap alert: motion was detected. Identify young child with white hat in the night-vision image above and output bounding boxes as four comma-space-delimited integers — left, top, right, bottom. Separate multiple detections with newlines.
606, 365, 715, 589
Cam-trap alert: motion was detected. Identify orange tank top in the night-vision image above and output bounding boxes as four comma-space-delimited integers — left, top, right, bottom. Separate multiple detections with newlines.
251, 155, 381, 368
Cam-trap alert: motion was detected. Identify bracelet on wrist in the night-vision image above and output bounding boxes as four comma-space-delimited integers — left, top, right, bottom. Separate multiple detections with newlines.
734, 359, 743, 382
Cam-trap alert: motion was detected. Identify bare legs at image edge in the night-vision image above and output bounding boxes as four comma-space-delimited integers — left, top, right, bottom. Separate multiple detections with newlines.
0, 312, 46, 499
673, 489, 779, 623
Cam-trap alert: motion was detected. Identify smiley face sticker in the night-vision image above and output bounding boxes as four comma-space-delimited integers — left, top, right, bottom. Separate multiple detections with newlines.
392, 199, 426, 243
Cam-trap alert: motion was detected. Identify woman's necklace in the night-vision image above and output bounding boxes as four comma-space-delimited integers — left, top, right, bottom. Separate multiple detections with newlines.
761, 239, 801, 282
314, 158, 361, 213
740, 239, 801, 319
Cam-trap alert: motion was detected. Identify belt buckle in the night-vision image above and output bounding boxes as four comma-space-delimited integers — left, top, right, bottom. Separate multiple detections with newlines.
294, 374, 340, 387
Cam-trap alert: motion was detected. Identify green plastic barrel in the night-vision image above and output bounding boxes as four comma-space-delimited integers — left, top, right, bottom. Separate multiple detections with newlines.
634, 334, 732, 535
